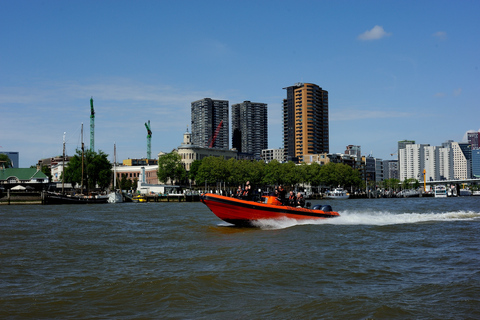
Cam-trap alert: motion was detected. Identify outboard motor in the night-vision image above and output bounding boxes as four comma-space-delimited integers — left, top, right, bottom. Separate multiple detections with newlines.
312, 204, 322, 210
320, 205, 332, 212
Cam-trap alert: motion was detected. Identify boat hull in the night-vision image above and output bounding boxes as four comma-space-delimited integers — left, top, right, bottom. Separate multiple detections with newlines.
201, 193, 339, 227
108, 192, 124, 203
45, 192, 108, 204
324, 188, 349, 199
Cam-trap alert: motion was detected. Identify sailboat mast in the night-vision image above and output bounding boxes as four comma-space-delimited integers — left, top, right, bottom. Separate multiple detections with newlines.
62, 132, 66, 195
81, 123, 84, 195
113, 142, 117, 190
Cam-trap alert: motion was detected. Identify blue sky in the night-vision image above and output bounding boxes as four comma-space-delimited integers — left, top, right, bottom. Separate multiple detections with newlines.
1, 0, 479, 167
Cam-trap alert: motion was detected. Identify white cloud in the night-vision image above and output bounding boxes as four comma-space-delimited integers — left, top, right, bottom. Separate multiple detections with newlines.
453, 88, 462, 96
434, 92, 446, 98
433, 31, 447, 40
358, 25, 392, 41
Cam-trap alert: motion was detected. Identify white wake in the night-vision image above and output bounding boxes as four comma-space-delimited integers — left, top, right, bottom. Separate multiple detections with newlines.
250, 210, 480, 229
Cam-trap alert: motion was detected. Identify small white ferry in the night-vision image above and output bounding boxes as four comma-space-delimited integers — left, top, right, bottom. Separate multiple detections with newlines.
434, 185, 447, 198
324, 188, 350, 200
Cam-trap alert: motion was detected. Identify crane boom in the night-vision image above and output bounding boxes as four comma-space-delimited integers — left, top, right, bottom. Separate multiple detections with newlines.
208, 120, 223, 148
145, 120, 152, 159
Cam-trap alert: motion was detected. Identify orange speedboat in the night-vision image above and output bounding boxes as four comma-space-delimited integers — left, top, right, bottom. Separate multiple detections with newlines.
201, 193, 340, 227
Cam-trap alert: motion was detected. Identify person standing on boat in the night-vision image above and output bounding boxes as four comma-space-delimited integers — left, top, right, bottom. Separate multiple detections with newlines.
277, 185, 286, 205
288, 191, 296, 206
242, 181, 252, 200
296, 192, 305, 208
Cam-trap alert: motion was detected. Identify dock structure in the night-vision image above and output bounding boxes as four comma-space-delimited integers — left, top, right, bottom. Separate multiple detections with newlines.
125, 193, 201, 203
143, 194, 199, 202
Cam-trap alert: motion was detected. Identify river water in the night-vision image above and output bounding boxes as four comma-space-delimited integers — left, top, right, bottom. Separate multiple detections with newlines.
1, 197, 479, 319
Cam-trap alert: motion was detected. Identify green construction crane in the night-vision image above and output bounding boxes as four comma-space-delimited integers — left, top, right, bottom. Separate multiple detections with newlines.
145, 120, 152, 159
90, 97, 95, 152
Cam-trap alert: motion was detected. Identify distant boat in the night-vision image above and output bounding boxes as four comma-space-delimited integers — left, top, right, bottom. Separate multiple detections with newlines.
324, 188, 349, 200
46, 192, 108, 204
132, 194, 147, 203
434, 185, 447, 198
459, 189, 472, 196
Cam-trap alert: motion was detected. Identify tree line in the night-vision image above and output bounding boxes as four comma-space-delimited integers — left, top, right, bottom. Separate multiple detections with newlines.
157, 152, 364, 191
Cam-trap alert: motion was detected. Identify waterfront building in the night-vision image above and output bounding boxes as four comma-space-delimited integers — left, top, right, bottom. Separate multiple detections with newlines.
364, 156, 376, 184
177, 129, 237, 171
438, 143, 454, 180
261, 148, 285, 163
375, 158, 384, 182
424, 145, 440, 182
345, 145, 361, 160
302, 153, 330, 165
0, 151, 19, 168
397, 140, 415, 178
122, 159, 157, 166
472, 148, 480, 178
191, 98, 229, 150
399, 144, 429, 181
0, 167, 49, 190
467, 131, 479, 149
114, 165, 159, 185
327, 153, 358, 169
51, 161, 68, 182
231, 101, 268, 159
383, 160, 398, 180
283, 83, 329, 163
442, 140, 471, 180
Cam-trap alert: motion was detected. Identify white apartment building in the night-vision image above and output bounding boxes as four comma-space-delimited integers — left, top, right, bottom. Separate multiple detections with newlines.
438, 144, 453, 180
399, 141, 470, 182
450, 141, 469, 179
424, 146, 438, 182
399, 144, 429, 181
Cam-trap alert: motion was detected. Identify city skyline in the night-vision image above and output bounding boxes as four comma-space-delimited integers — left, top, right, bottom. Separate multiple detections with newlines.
1, 1, 479, 167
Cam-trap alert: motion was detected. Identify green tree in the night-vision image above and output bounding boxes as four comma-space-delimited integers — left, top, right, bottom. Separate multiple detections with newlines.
281, 161, 298, 187
157, 152, 187, 185
318, 162, 362, 189
307, 162, 322, 186
0, 154, 12, 168
196, 156, 228, 185
64, 149, 112, 191
189, 159, 202, 182
120, 174, 133, 191
402, 178, 417, 190
262, 160, 283, 186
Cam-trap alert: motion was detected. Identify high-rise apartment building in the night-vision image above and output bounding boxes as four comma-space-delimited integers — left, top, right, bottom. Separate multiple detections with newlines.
191, 98, 229, 149
231, 101, 268, 159
467, 131, 479, 149
283, 83, 329, 162
399, 144, 429, 181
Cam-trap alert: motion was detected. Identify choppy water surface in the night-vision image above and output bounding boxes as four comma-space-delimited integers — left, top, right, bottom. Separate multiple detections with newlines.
1, 197, 479, 319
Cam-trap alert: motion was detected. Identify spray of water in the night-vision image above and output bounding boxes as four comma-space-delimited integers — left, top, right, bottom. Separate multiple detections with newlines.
249, 210, 480, 230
